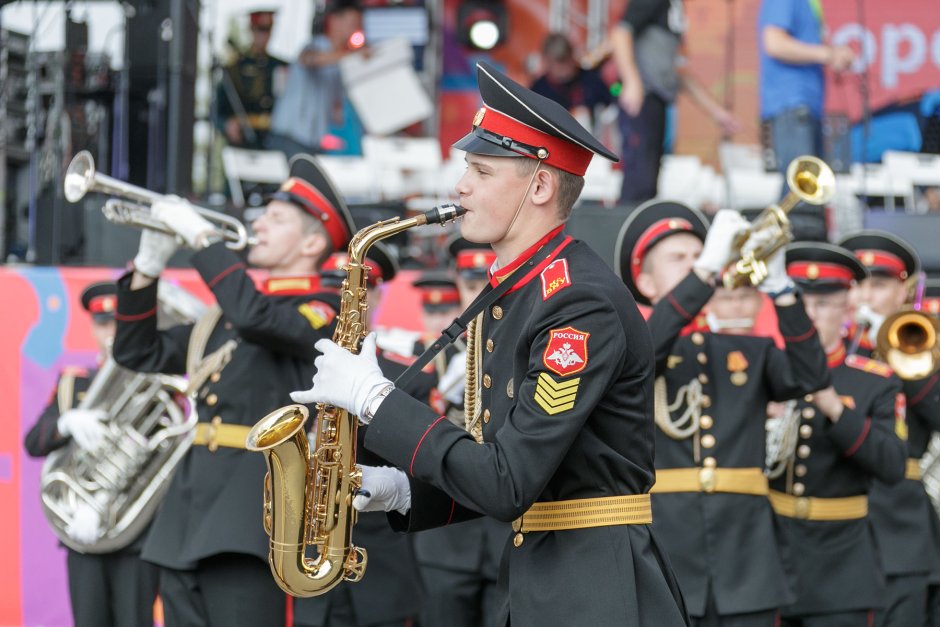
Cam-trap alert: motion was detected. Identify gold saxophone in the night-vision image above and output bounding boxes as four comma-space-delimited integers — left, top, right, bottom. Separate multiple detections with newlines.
245, 204, 465, 597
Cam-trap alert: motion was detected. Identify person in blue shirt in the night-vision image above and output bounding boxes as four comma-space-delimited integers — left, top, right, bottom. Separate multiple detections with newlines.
758, 0, 855, 176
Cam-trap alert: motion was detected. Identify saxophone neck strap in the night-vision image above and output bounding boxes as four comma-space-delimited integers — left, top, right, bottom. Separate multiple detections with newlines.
395, 230, 568, 390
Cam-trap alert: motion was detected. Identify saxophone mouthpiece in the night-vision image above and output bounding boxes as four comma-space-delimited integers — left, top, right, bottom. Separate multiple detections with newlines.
423, 203, 466, 225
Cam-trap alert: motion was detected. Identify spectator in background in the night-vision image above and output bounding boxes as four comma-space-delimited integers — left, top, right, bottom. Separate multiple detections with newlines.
215, 10, 287, 149
610, 0, 739, 206
759, 0, 855, 177
267, 0, 366, 159
529, 33, 614, 129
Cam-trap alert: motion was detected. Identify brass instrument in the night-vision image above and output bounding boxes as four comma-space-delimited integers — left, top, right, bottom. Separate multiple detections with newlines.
64, 150, 255, 250
875, 309, 940, 380
40, 287, 206, 553
246, 204, 466, 597
723, 156, 836, 289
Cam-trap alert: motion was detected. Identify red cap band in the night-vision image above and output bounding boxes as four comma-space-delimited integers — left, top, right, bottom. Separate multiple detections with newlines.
787, 261, 855, 285
87, 295, 116, 314
631, 218, 694, 283
421, 287, 460, 306
456, 249, 497, 271
476, 106, 593, 176
854, 249, 907, 278
279, 178, 350, 252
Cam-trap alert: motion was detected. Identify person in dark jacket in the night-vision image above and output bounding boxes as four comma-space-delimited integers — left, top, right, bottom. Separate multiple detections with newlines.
769, 242, 907, 626
291, 62, 689, 626
25, 281, 160, 627
112, 155, 354, 626
616, 200, 831, 625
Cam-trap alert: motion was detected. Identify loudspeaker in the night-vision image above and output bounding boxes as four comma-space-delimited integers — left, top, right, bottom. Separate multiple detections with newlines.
565, 202, 639, 272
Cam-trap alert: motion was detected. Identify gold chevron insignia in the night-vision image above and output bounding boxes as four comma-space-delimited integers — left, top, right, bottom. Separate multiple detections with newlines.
534, 372, 580, 415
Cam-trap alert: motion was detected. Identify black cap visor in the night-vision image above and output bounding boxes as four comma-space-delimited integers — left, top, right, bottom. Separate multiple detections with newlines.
453, 127, 537, 160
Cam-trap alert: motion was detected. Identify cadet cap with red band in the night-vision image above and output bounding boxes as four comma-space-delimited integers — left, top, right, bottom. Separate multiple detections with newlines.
613, 200, 710, 306
452, 62, 618, 176
80, 281, 118, 323
266, 153, 356, 253
321, 241, 398, 290
785, 242, 868, 294
447, 235, 497, 281
413, 272, 461, 313
838, 230, 920, 281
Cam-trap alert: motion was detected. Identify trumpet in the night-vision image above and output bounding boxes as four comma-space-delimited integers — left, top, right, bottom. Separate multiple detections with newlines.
64, 150, 255, 250
876, 309, 940, 380
723, 156, 836, 289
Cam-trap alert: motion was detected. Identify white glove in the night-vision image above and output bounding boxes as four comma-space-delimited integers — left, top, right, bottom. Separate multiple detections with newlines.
757, 247, 794, 296
58, 408, 108, 450
438, 351, 467, 405
65, 503, 101, 544
133, 228, 179, 278
290, 333, 392, 423
856, 304, 885, 340
151, 196, 215, 248
352, 465, 411, 515
693, 209, 749, 275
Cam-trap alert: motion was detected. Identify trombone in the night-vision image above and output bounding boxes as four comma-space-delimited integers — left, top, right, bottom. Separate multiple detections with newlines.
875, 274, 940, 380
723, 156, 836, 289
64, 151, 255, 250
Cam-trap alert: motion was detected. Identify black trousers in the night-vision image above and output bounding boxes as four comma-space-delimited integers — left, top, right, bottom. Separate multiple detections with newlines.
693, 587, 777, 627
617, 93, 668, 204
929, 584, 940, 627
417, 564, 500, 627
67, 548, 159, 627
293, 586, 412, 627
158, 553, 287, 627
782, 611, 873, 627
874, 574, 928, 627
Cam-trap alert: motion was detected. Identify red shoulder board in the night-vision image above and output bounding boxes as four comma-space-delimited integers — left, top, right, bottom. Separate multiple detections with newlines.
540, 258, 571, 301
297, 300, 337, 330
845, 354, 894, 378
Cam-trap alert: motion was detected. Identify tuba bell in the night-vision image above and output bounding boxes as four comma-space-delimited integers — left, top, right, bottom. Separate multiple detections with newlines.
40, 285, 206, 553
723, 156, 836, 289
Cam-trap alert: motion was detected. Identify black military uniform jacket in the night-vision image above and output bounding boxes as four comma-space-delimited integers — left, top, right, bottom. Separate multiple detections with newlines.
112, 243, 338, 569
293, 344, 428, 626
646, 272, 830, 617
25, 366, 150, 553
769, 344, 906, 615
365, 228, 688, 627
867, 359, 940, 578
216, 49, 286, 148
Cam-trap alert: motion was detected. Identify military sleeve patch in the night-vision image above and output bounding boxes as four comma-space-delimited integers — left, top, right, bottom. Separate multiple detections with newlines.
895, 392, 908, 440
543, 326, 589, 376
540, 258, 571, 301
845, 354, 894, 377
534, 372, 580, 415
298, 300, 337, 330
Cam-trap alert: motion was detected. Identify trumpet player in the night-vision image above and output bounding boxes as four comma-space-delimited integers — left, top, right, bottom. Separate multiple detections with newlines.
24, 282, 160, 627
112, 155, 355, 627
291, 62, 689, 625
771, 242, 907, 626
616, 201, 831, 625
839, 231, 940, 627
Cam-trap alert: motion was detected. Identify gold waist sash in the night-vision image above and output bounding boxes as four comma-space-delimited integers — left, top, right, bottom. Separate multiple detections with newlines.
193, 418, 252, 452
513, 494, 652, 533
769, 490, 868, 521
906, 458, 922, 481
651, 467, 769, 495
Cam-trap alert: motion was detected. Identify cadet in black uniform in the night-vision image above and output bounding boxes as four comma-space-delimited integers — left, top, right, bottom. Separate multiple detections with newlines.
770, 242, 908, 626
25, 282, 160, 627
616, 201, 831, 625
215, 10, 287, 148
839, 231, 940, 627
296, 243, 424, 627
410, 242, 507, 627
112, 155, 354, 626
291, 62, 688, 626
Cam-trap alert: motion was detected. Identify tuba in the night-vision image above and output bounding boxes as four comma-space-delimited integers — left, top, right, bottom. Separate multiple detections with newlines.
246, 204, 465, 597
723, 156, 835, 289
40, 286, 206, 553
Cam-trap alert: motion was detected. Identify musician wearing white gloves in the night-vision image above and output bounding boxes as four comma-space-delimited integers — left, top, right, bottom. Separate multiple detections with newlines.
25, 281, 160, 627
112, 155, 356, 627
